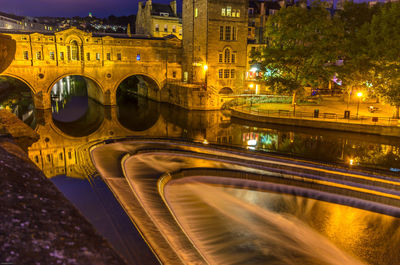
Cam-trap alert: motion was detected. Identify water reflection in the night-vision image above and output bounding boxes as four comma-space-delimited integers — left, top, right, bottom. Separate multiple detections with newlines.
0, 76, 36, 127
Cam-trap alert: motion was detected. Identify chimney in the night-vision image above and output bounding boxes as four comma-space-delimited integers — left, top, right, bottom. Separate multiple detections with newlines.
170, 0, 177, 16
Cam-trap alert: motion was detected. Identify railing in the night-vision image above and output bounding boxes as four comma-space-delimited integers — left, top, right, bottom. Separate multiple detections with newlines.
235, 105, 400, 127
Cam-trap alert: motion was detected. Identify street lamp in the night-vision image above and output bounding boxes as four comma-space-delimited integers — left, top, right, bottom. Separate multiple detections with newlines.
203, 64, 208, 89
356, 92, 363, 119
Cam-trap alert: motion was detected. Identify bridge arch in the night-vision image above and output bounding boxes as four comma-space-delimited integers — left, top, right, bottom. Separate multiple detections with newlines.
114, 73, 162, 102
48, 73, 105, 104
0, 73, 36, 94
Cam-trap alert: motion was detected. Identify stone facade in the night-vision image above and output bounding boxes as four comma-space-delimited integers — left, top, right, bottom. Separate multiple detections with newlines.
182, 0, 249, 95
1, 28, 183, 109
136, 0, 182, 39
0, 33, 16, 73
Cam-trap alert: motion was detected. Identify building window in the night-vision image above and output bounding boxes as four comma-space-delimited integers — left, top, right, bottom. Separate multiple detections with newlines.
36, 51, 42, 60
117, 53, 121, 60
224, 49, 231, 63
106, 53, 111, 60
155, 24, 159, 32
164, 24, 168, 32
195, 8, 198, 17
137, 53, 141, 61
232, 27, 237, 40
249, 8, 254, 15
86, 53, 90, 61
60, 52, 64, 60
172, 25, 176, 33
70, 40, 79, 60
96, 53, 100, 60
220, 26, 224, 41
23, 51, 29, 60
224, 69, 230, 79
236, 10, 240, 17
231, 53, 236, 63
219, 53, 223, 63
227, 6, 231, 17
225, 26, 231, 41
221, 8, 226, 16
172, 71, 177, 78
49, 51, 55, 60
231, 69, 235, 78
232, 9, 236, 17
218, 69, 223, 79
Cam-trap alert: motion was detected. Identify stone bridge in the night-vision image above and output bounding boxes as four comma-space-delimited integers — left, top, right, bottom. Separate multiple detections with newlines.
0, 28, 183, 109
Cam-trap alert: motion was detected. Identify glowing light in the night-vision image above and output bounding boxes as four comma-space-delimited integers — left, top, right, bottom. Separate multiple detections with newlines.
249, 83, 254, 88
203, 64, 208, 71
250, 67, 258, 73
349, 159, 354, 166
202, 139, 209, 145
247, 139, 257, 146
357, 92, 363, 97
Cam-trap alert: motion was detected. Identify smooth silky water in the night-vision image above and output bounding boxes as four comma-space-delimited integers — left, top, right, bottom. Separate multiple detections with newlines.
3, 74, 398, 264
165, 181, 400, 265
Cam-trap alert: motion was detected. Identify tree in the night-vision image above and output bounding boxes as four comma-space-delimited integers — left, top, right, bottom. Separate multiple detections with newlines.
366, 2, 400, 118
335, 2, 379, 107
251, 2, 343, 104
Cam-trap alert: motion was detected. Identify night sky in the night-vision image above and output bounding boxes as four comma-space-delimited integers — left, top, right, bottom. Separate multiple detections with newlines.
1, 0, 183, 18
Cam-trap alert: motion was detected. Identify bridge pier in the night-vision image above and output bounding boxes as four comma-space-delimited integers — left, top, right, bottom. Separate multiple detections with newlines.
33, 91, 52, 110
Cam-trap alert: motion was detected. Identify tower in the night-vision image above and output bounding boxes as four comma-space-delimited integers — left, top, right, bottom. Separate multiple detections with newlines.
182, 0, 248, 94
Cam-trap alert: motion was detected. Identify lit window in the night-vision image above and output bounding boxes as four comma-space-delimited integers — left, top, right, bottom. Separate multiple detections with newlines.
86, 53, 90, 61
220, 26, 224, 41
232, 9, 236, 17
224, 49, 231, 63
221, 8, 226, 16
96, 53, 100, 60
227, 6, 231, 17
137, 53, 141, 61
23, 51, 29, 60
195, 8, 198, 17
231, 69, 235, 78
117, 53, 121, 60
236, 10, 240, 17
49, 51, 55, 60
218, 69, 223, 79
225, 26, 231, 41
107, 53, 111, 60
224, 69, 230, 78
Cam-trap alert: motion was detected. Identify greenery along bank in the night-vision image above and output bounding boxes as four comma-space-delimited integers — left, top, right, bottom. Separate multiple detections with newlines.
250, 1, 400, 118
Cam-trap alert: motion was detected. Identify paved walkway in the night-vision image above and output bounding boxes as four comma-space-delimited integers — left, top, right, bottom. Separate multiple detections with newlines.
242, 97, 399, 127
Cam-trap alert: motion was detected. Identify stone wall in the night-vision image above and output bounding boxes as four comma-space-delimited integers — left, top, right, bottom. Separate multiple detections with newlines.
0, 34, 16, 73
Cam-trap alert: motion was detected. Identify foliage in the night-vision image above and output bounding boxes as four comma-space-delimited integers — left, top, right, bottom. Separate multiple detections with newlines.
251, 2, 343, 103
366, 2, 400, 118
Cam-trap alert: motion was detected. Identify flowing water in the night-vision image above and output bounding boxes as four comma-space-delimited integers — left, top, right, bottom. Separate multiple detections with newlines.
4, 76, 400, 264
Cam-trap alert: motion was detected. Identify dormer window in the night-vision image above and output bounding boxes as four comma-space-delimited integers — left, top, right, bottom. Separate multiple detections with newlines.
160, 12, 169, 17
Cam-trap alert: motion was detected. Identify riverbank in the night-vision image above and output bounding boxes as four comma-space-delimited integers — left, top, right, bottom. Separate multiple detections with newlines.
0, 110, 127, 265
231, 107, 400, 137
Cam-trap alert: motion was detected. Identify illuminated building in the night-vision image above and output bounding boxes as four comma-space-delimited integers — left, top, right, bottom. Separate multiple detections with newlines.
136, 0, 182, 39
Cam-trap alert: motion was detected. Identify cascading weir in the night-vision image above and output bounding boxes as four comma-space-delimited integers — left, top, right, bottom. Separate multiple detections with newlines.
90, 139, 400, 265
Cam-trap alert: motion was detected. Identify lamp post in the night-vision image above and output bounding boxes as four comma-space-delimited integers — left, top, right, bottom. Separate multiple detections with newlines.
356, 92, 363, 119
203, 64, 208, 90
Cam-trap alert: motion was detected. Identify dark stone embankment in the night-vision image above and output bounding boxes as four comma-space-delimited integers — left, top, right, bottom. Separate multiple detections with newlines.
0, 110, 127, 265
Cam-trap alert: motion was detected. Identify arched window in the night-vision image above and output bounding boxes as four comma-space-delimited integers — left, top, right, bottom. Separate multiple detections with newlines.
70, 40, 79, 60
224, 48, 231, 63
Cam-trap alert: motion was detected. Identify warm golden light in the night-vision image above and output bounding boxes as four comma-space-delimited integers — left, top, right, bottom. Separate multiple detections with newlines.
203, 64, 208, 71
249, 83, 254, 88
349, 159, 354, 166
357, 92, 363, 97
